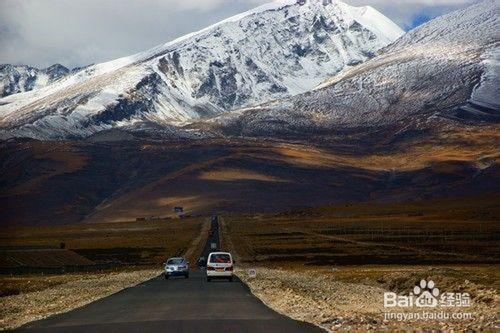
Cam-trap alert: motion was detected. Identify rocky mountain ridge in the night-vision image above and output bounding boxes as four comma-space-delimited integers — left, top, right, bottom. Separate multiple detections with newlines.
0, 0, 403, 140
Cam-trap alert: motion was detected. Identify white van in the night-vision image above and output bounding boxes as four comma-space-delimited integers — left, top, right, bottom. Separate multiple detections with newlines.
206, 252, 234, 282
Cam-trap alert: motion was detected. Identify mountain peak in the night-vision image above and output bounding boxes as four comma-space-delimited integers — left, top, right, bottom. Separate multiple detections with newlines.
0, 63, 70, 98
0, 0, 403, 140
207, 0, 499, 139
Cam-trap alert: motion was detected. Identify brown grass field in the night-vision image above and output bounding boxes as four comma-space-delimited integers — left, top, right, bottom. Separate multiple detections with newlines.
219, 197, 499, 330
0, 216, 207, 301
221, 196, 500, 266
0, 217, 206, 266
0, 193, 498, 330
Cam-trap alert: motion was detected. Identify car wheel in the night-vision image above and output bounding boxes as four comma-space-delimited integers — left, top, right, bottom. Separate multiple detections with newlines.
207, 277, 211, 282
228, 276, 233, 282
185, 274, 189, 279
164, 274, 169, 280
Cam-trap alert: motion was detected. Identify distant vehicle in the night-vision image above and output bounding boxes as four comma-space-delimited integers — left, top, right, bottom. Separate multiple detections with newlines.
206, 252, 234, 282
210, 242, 217, 250
164, 257, 189, 279
197, 256, 206, 268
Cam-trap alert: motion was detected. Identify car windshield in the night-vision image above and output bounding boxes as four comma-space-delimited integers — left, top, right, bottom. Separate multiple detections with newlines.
209, 254, 231, 263
167, 258, 184, 265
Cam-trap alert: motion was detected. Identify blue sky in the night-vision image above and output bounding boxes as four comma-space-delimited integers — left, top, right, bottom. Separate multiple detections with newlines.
399, 3, 480, 30
0, 0, 478, 68
408, 12, 434, 29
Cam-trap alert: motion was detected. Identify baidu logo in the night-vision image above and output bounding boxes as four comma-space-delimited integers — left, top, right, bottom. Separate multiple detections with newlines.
384, 279, 470, 308
414, 279, 439, 307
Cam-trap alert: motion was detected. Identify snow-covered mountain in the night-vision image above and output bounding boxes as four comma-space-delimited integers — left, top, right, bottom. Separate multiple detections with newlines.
0, 64, 71, 98
0, 0, 403, 140
206, 0, 499, 138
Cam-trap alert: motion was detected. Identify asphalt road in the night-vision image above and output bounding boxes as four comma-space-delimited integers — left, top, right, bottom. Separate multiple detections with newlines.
17, 217, 323, 333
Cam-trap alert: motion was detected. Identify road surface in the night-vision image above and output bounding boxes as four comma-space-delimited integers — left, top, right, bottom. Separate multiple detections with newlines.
17, 217, 323, 333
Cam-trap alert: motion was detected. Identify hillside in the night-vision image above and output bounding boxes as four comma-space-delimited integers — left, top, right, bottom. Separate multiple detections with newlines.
204, 0, 499, 139
1, 125, 497, 226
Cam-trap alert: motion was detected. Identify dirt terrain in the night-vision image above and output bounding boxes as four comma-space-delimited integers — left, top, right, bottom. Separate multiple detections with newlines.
0, 198, 497, 331
0, 269, 161, 330
219, 200, 499, 331
0, 217, 210, 330
1, 124, 498, 226
236, 265, 498, 332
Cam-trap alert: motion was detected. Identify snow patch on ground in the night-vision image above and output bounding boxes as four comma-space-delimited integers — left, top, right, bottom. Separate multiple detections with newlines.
471, 46, 500, 109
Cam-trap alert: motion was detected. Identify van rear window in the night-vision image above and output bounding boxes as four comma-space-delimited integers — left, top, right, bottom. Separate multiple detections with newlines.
209, 254, 231, 263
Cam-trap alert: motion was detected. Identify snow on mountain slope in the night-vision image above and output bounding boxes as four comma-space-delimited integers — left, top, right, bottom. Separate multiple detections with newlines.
0, 64, 70, 97
207, 0, 499, 138
0, 0, 403, 140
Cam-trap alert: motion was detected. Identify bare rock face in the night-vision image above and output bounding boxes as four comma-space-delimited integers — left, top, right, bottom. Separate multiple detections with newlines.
0, 0, 403, 140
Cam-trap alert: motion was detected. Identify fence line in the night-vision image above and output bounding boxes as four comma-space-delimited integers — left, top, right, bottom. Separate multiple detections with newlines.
0, 263, 120, 275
